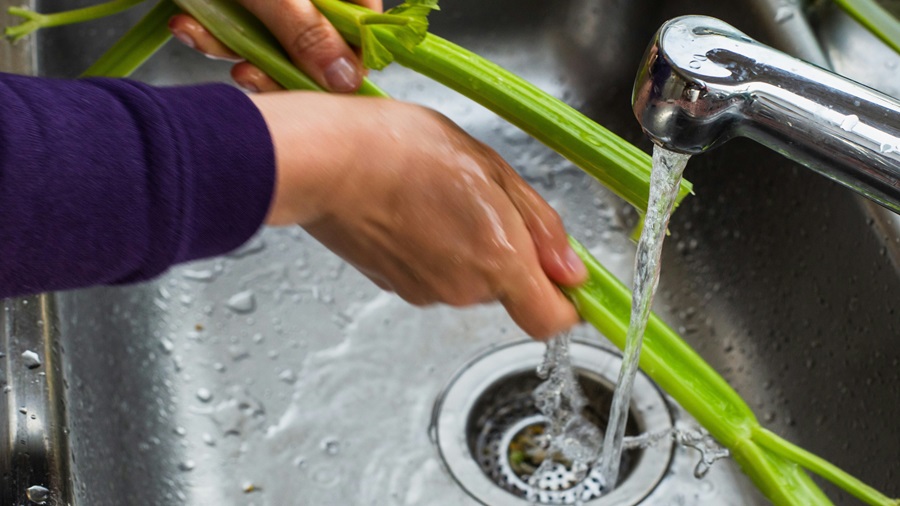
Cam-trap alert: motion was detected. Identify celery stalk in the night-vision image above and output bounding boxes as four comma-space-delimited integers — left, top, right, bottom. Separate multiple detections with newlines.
566, 239, 897, 506
6, 0, 146, 42
833, 0, 900, 56
81, 0, 180, 78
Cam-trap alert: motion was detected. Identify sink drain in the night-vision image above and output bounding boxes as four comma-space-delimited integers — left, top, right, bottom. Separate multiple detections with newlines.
431, 340, 673, 505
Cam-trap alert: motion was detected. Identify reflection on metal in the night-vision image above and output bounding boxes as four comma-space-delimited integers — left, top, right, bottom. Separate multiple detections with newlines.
633, 15, 900, 213
1, 296, 72, 505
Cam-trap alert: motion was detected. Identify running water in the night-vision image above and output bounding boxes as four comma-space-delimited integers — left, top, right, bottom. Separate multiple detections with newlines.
597, 145, 691, 485
531, 146, 694, 498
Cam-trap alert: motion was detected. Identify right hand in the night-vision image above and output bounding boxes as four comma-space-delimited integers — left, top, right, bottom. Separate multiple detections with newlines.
251, 92, 588, 339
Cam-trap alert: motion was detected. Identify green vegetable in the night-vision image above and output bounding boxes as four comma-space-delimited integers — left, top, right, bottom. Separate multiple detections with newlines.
82, 0, 181, 78
6, 1, 897, 505
833, 0, 900, 56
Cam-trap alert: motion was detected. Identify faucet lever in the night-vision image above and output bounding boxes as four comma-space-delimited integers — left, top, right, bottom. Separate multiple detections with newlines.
632, 15, 900, 213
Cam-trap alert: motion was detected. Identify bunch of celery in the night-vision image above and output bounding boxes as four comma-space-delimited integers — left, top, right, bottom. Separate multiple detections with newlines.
7, 1, 897, 505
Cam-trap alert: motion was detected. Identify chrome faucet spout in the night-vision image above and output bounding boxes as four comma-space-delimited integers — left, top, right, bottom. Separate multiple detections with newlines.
632, 15, 900, 213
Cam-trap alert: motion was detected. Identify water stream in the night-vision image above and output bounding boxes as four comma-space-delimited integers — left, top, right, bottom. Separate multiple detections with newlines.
597, 146, 691, 484
533, 146, 692, 498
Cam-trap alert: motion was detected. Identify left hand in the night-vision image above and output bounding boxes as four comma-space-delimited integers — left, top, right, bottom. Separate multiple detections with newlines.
167, 0, 382, 93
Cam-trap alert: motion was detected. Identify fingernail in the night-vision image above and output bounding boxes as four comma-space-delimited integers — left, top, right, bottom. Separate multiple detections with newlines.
324, 57, 361, 93
171, 29, 195, 49
564, 247, 588, 278
238, 81, 260, 93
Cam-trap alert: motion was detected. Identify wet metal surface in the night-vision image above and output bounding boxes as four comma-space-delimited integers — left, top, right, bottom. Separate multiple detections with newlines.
1, 0, 898, 504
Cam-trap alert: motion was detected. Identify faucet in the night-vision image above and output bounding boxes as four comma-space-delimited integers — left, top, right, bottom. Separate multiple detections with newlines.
632, 15, 900, 213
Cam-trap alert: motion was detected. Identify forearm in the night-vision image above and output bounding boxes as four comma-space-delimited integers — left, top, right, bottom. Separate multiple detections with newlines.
0, 73, 275, 298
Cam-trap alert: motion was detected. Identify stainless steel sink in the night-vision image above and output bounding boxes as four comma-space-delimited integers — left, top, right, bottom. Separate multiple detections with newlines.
2, 0, 898, 504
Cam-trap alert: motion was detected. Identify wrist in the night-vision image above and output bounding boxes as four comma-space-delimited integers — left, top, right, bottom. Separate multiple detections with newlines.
250, 92, 360, 226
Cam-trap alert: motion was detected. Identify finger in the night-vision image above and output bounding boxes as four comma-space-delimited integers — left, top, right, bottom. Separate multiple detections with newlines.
351, 0, 383, 12
238, 0, 363, 93
499, 260, 581, 341
231, 62, 284, 93
168, 14, 241, 61
491, 155, 587, 287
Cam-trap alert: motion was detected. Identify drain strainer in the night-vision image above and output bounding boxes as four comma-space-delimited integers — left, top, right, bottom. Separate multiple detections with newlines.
431, 340, 674, 505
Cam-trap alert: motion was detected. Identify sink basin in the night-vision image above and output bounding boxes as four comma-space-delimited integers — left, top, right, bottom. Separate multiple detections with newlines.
2, 0, 898, 504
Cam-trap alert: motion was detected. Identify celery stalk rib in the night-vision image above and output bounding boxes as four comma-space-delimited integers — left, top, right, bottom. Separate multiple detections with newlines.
312, 0, 691, 214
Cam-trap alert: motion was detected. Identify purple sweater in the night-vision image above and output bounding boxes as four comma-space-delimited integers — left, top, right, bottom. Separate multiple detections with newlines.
0, 72, 276, 299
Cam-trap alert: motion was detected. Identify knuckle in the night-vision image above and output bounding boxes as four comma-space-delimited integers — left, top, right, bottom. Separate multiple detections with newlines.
289, 19, 334, 59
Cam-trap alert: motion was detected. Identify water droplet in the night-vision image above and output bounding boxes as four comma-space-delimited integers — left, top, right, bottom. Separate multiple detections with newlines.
26, 485, 49, 504
174, 426, 187, 437
688, 60, 702, 69
774, 6, 794, 23
880, 142, 895, 154
252, 333, 264, 344
182, 269, 215, 282
19, 407, 27, 415
226, 291, 256, 314
160, 338, 174, 354
196, 388, 213, 403
21, 350, 41, 369
839, 114, 859, 131
202, 433, 216, 446
321, 438, 340, 455
228, 345, 250, 362
278, 369, 297, 384
178, 460, 195, 472
228, 236, 266, 258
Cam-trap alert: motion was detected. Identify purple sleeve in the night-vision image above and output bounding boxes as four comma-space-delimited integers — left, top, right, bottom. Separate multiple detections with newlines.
0, 73, 276, 298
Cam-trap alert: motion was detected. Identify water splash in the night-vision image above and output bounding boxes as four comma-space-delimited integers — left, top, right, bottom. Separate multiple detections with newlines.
598, 146, 690, 486
530, 333, 604, 498
676, 429, 731, 478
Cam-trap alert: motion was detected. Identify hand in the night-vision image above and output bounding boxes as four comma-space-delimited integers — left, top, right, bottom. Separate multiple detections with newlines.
250, 92, 588, 339
167, 0, 382, 93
